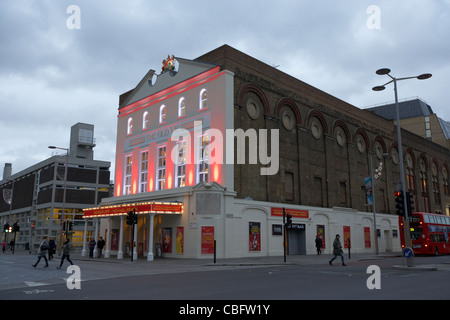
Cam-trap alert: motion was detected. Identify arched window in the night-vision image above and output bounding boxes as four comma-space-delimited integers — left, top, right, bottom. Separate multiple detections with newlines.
127, 117, 133, 135
143, 111, 149, 129
159, 105, 166, 124
178, 97, 186, 117
199, 89, 207, 110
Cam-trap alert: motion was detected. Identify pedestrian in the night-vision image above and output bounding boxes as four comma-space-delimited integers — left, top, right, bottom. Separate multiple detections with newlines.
97, 236, 105, 258
88, 238, 96, 258
329, 234, 346, 266
315, 235, 323, 255
48, 237, 56, 260
32, 236, 49, 268
1, 241, 6, 254
57, 239, 73, 269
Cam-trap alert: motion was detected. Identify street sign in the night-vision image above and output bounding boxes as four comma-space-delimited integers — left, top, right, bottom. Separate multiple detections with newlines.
403, 247, 413, 258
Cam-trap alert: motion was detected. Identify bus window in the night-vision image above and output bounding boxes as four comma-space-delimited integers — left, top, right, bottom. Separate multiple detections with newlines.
424, 214, 430, 223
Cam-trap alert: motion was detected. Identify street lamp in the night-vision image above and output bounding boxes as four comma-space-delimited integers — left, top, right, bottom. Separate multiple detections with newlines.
49, 145, 69, 256
372, 68, 431, 260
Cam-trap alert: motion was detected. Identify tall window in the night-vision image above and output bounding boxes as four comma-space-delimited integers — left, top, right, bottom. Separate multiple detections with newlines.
127, 118, 133, 135
406, 153, 415, 191
198, 135, 209, 183
178, 97, 186, 118
175, 140, 186, 187
124, 155, 132, 195
143, 111, 149, 129
157, 146, 166, 190
139, 151, 148, 193
443, 166, 449, 195
432, 162, 440, 204
199, 89, 207, 110
159, 105, 166, 124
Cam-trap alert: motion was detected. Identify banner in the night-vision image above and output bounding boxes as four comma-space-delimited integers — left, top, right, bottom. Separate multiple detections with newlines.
249, 222, 261, 251
201, 226, 214, 254
343, 226, 351, 249
270, 207, 309, 219
176, 227, 184, 254
365, 177, 373, 205
162, 228, 172, 253
364, 227, 371, 248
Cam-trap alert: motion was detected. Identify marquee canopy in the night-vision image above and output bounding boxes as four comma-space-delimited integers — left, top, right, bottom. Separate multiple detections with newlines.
83, 201, 183, 218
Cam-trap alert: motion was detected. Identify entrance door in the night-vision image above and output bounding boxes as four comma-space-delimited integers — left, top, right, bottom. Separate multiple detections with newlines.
288, 224, 306, 255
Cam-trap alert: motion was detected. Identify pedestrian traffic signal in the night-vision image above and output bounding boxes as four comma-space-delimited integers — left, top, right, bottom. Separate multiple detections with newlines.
395, 191, 405, 216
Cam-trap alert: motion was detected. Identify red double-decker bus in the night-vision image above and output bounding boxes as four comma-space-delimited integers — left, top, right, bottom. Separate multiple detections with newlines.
399, 212, 450, 255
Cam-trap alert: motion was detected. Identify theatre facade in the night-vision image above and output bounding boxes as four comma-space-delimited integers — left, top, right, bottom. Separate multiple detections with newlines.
83, 46, 449, 260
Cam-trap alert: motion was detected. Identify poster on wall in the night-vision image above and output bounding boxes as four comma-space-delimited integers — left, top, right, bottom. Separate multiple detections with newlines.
317, 225, 325, 249
364, 227, 371, 248
343, 226, 351, 248
176, 227, 184, 254
201, 226, 214, 254
162, 228, 172, 253
111, 229, 119, 251
249, 222, 261, 251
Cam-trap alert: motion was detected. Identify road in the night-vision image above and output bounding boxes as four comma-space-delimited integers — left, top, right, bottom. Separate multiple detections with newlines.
2, 253, 450, 301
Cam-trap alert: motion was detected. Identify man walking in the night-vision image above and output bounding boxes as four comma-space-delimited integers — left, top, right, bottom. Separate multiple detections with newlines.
329, 234, 346, 266
32, 236, 49, 268
57, 239, 74, 269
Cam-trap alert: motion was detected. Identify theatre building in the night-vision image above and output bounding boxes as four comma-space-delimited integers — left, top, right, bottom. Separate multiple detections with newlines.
84, 46, 449, 260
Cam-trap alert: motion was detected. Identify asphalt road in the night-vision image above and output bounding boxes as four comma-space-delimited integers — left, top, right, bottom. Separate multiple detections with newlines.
2, 254, 450, 301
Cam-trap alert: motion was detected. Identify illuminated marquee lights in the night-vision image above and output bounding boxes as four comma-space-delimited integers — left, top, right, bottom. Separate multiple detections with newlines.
83, 201, 184, 218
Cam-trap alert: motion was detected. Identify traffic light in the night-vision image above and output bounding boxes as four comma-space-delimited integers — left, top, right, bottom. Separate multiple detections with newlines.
126, 211, 134, 225
395, 191, 405, 216
406, 192, 415, 216
127, 210, 138, 225
286, 214, 292, 227
3, 223, 9, 232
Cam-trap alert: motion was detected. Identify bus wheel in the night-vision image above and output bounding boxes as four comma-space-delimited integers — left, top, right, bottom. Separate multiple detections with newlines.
434, 247, 439, 256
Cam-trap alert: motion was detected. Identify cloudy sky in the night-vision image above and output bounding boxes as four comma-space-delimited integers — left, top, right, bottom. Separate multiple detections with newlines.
1, 0, 449, 180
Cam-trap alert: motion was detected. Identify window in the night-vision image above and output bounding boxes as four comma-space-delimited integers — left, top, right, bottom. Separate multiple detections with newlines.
127, 118, 133, 135
198, 135, 209, 183
139, 151, 148, 193
124, 155, 132, 195
143, 111, 149, 130
156, 146, 166, 190
175, 140, 186, 187
443, 166, 449, 195
159, 105, 166, 124
178, 97, 186, 118
406, 153, 415, 191
199, 89, 207, 110
432, 162, 440, 204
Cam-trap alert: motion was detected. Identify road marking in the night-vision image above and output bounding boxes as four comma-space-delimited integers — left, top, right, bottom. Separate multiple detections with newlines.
24, 289, 54, 295
24, 281, 49, 287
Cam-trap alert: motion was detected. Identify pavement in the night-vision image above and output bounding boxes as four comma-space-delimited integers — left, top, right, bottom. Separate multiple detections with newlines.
0, 248, 447, 293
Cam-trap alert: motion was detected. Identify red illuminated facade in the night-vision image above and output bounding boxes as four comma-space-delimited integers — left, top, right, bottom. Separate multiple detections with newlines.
115, 60, 234, 197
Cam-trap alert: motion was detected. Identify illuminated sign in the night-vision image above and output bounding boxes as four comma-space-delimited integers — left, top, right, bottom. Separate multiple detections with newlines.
270, 207, 309, 219
83, 201, 183, 218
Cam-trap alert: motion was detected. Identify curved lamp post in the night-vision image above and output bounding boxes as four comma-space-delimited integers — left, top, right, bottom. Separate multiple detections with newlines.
372, 68, 431, 257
